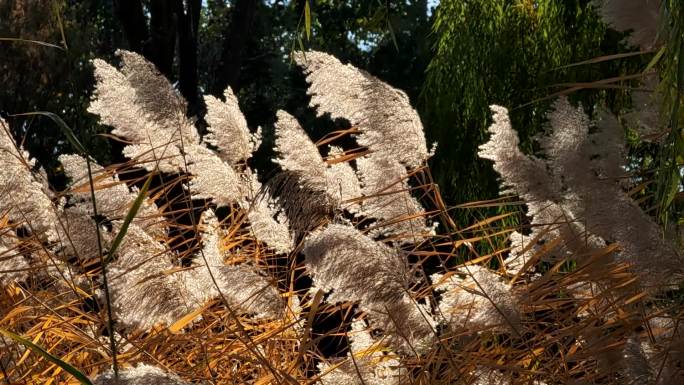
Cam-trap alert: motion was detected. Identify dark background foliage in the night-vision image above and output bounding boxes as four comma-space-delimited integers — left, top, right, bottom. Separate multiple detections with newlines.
0, 0, 654, 216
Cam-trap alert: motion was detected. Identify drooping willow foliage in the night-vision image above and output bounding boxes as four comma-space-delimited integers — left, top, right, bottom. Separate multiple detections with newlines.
594, 0, 684, 233
0, 43, 682, 384
421, 0, 645, 226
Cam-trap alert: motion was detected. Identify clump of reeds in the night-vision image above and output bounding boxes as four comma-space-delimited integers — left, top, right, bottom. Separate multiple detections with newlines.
1, 32, 682, 385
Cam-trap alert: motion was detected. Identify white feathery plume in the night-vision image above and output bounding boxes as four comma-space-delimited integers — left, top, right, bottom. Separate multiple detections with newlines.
88, 58, 151, 143
611, 317, 684, 385
589, 331, 657, 385
0, 118, 61, 242
94, 364, 193, 385
356, 153, 432, 239
194, 119, 294, 252
547, 99, 681, 285
184, 143, 246, 206
185, 132, 294, 253
274, 110, 362, 209
593, 0, 661, 50
539, 99, 626, 190
303, 224, 435, 352
59, 154, 165, 238
478, 105, 560, 204
275, 110, 328, 189
90, 51, 293, 253
480, 99, 683, 286
107, 209, 283, 330
55, 207, 109, 261
0, 230, 28, 285
188, 130, 294, 253
503, 203, 606, 277
539, 98, 592, 179
501, 231, 528, 276
246, 195, 295, 254
107, 222, 187, 330
203, 88, 261, 165
294, 51, 429, 169
317, 320, 407, 385
303, 223, 407, 308
116, 50, 191, 132
366, 296, 436, 354
89, 52, 195, 173
477, 103, 586, 262
624, 73, 666, 143
181, 264, 284, 319
326, 146, 363, 208
243, 171, 295, 254
432, 266, 521, 333
478, 105, 587, 271
176, 209, 285, 319
294, 51, 433, 239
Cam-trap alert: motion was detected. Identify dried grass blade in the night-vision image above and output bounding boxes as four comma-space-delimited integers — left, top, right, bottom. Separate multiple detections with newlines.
0, 329, 94, 385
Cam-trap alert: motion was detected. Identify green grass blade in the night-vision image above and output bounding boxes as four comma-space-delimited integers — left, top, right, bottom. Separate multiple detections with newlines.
297, 35, 306, 54
0, 37, 65, 50
51, 1, 69, 50
644, 45, 666, 72
12, 111, 87, 155
304, 0, 312, 41
548, 50, 655, 71
11, 111, 120, 378
385, 12, 399, 51
0, 329, 94, 385
104, 173, 153, 264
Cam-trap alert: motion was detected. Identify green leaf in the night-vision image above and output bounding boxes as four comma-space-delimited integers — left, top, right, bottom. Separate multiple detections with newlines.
0, 328, 94, 385
664, 169, 680, 207
549, 50, 655, 71
51, 1, 69, 50
12, 111, 87, 155
644, 46, 666, 73
297, 36, 306, 54
386, 18, 399, 51
304, 0, 312, 41
104, 173, 153, 264
0, 37, 65, 50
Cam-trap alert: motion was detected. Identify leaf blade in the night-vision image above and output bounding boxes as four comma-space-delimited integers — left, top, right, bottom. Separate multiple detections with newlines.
12, 111, 87, 155
0, 37, 65, 50
304, 0, 312, 41
0, 328, 94, 385
104, 173, 154, 264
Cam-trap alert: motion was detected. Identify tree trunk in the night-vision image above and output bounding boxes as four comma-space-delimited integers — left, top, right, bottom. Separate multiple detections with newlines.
145, 0, 177, 79
176, 0, 202, 108
114, 0, 200, 115
212, 0, 258, 95
113, 0, 148, 53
